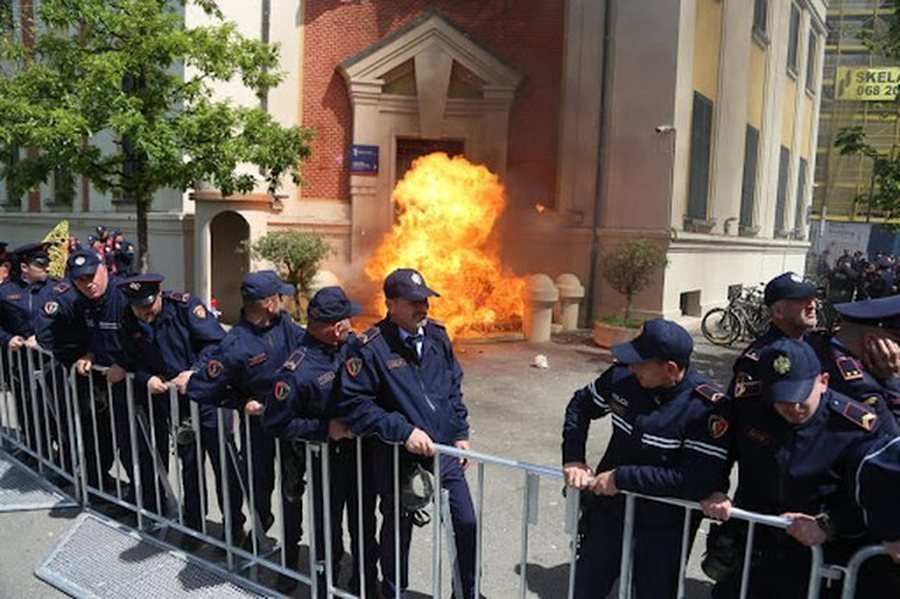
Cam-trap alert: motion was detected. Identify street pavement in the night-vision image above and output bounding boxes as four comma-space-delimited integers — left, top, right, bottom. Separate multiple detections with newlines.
0, 318, 743, 598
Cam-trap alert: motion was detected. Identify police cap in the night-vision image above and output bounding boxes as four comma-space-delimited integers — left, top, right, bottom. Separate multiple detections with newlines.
241, 270, 295, 301
764, 272, 817, 307
308, 286, 361, 323
611, 318, 693, 365
66, 248, 103, 278
117, 273, 164, 307
833, 295, 900, 330
383, 268, 440, 301
758, 338, 822, 404
12, 242, 51, 266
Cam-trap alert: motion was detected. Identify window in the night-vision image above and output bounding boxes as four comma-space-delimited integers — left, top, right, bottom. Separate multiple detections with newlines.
687, 92, 714, 221
740, 125, 760, 230
805, 31, 817, 92
52, 167, 75, 206
794, 157, 807, 236
753, 0, 767, 37
787, 4, 800, 75
775, 146, 790, 236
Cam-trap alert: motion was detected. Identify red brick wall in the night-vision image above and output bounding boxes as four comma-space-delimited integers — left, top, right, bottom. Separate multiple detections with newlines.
302, 1, 564, 208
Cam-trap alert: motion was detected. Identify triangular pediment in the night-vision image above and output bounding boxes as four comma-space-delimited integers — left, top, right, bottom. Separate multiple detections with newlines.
339, 9, 523, 97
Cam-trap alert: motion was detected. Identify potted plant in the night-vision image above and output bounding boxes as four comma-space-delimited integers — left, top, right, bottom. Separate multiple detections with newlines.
593, 237, 668, 348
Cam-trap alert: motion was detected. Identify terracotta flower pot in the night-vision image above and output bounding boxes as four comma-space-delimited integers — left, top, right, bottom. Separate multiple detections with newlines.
592, 322, 640, 349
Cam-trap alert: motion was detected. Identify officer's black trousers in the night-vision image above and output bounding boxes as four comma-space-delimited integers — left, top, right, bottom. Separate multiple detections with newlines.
179, 425, 245, 534
575, 495, 701, 599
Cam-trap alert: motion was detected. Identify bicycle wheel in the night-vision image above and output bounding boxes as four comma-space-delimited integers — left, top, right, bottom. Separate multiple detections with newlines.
701, 308, 741, 346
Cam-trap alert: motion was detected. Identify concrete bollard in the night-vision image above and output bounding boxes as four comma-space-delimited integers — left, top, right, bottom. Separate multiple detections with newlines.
523, 274, 559, 343
554, 273, 585, 331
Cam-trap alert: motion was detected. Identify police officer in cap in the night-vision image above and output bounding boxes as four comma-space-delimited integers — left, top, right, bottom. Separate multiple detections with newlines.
702, 338, 900, 598
119, 274, 246, 540
563, 318, 731, 598
0, 242, 62, 456
181, 270, 304, 571
264, 286, 379, 596
339, 267, 477, 599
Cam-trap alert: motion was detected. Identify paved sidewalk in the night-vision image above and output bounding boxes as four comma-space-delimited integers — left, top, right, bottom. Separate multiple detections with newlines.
0, 324, 742, 598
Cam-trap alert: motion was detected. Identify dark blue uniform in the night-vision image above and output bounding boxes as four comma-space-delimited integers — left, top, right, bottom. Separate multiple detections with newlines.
264, 333, 379, 595
0, 273, 65, 459
121, 290, 244, 533
339, 318, 476, 599
185, 309, 305, 561
34, 279, 116, 489
721, 389, 899, 598
563, 364, 731, 599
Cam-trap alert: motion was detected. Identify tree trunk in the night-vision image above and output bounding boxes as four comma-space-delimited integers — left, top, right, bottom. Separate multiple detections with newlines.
136, 193, 149, 273
624, 295, 633, 326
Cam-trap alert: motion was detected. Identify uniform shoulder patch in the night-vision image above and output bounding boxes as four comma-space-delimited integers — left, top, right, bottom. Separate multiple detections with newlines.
273, 380, 291, 402
281, 348, 306, 372
53, 281, 70, 294
345, 356, 363, 377
43, 301, 59, 316
358, 327, 380, 345
708, 415, 729, 439
206, 359, 224, 379
191, 304, 207, 319
835, 356, 864, 382
829, 396, 878, 431
695, 383, 725, 404
732, 372, 761, 399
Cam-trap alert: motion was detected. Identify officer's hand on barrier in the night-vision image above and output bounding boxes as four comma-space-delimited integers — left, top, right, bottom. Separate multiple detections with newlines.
700, 491, 733, 521
328, 418, 354, 440
782, 512, 827, 547
106, 364, 126, 383
862, 336, 900, 379
147, 376, 168, 395
563, 462, 593, 489
75, 355, 94, 376
454, 439, 471, 470
245, 399, 265, 416
8, 335, 24, 350
24, 335, 37, 349
590, 469, 618, 496
883, 539, 900, 564
405, 427, 434, 457
172, 370, 193, 394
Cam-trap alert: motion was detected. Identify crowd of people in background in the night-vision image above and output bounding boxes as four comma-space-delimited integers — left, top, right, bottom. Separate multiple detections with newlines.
818, 248, 900, 303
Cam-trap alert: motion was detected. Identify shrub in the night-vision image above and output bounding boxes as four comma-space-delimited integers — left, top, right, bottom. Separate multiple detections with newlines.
242, 230, 334, 301
601, 238, 668, 326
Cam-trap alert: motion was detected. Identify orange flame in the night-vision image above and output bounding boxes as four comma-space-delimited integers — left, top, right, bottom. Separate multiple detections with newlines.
365, 152, 525, 338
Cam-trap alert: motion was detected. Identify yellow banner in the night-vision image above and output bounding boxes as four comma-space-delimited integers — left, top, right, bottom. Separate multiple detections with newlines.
835, 67, 900, 101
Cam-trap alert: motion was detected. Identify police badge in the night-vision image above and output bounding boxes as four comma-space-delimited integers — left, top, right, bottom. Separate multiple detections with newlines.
345, 357, 363, 377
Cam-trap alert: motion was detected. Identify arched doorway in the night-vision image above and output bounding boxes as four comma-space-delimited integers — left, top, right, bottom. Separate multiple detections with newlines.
210, 211, 250, 324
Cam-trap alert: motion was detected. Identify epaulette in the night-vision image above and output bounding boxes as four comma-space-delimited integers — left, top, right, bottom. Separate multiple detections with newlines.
695, 383, 726, 404
835, 356, 864, 382
741, 349, 759, 362
357, 327, 380, 345
282, 348, 307, 372
828, 395, 878, 432
53, 281, 71, 294
165, 291, 190, 303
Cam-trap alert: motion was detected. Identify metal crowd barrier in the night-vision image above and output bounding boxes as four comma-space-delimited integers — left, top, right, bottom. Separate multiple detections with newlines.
0, 345, 894, 598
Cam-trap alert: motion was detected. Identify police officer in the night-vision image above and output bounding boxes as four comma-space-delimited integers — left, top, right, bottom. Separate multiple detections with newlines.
0, 241, 10, 284
339, 267, 476, 599
264, 286, 379, 597
701, 338, 900, 598
180, 270, 304, 576
562, 318, 731, 599
55, 248, 143, 498
118, 274, 246, 540
0, 242, 62, 457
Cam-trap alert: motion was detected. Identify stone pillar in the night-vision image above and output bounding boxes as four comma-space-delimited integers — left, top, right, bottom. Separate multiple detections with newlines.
555, 273, 585, 331
523, 274, 559, 343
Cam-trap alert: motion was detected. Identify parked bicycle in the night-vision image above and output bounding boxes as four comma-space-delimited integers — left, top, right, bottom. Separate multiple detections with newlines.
701, 284, 770, 346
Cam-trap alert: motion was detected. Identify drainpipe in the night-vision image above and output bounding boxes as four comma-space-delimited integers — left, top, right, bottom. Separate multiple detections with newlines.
585, 0, 617, 326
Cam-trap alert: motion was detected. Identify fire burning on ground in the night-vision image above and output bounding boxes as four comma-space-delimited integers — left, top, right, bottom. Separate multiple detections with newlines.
365, 152, 525, 338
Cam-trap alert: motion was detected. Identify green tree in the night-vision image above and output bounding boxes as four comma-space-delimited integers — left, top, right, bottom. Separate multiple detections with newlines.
243, 230, 334, 302
601, 238, 668, 326
0, 0, 314, 269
